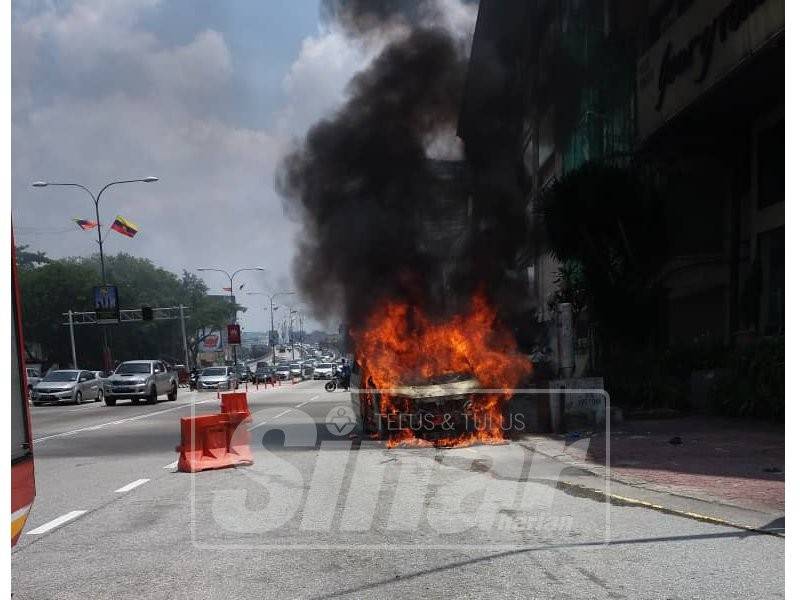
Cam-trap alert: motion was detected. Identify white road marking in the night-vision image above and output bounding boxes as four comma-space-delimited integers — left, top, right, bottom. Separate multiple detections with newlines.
32, 399, 216, 444
295, 394, 319, 408
114, 478, 150, 493
163, 460, 178, 470
249, 408, 292, 430
26, 511, 87, 535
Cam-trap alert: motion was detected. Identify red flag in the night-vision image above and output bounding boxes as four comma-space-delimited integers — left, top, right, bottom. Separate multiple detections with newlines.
222, 287, 232, 292
73, 218, 98, 231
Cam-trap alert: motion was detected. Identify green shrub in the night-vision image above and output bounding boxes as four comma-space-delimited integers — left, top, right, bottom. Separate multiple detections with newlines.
711, 337, 784, 421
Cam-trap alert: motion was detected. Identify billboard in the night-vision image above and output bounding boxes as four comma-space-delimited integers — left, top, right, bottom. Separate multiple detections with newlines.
93, 285, 120, 323
227, 324, 242, 346
198, 330, 223, 353
637, 0, 784, 140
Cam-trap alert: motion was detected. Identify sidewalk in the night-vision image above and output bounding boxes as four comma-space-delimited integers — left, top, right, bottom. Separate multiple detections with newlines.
521, 415, 784, 529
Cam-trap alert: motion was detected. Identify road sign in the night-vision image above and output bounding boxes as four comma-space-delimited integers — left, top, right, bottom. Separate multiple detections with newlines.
93, 285, 120, 323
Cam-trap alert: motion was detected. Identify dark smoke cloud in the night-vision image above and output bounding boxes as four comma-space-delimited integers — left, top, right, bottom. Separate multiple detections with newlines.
320, 0, 425, 36
277, 3, 529, 335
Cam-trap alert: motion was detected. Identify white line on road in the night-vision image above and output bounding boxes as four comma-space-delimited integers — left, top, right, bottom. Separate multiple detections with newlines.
163, 460, 178, 470
32, 399, 216, 444
114, 478, 150, 493
26, 511, 87, 535
249, 407, 293, 430
295, 395, 319, 408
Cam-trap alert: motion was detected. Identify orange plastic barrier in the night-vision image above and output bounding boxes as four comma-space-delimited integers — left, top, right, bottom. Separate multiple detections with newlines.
176, 413, 253, 473
220, 391, 251, 419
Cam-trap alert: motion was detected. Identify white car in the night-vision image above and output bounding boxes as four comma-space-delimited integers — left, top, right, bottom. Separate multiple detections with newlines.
313, 363, 336, 379
31, 370, 104, 405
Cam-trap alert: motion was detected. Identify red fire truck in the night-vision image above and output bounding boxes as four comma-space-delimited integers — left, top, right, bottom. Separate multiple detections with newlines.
11, 240, 36, 546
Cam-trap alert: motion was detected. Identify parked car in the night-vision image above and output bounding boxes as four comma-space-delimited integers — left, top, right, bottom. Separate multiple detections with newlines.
197, 366, 238, 392
105, 360, 178, 406
31, 370, 104, 405
313, 362, 336, 379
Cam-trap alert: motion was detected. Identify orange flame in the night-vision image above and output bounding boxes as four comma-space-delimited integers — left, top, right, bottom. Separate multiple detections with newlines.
353, 292, 531, 447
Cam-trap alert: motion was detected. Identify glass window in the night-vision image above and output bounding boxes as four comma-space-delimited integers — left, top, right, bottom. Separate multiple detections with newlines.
757, 120, 784, 209
43, 370, 80, 382
116, 362, 152, 374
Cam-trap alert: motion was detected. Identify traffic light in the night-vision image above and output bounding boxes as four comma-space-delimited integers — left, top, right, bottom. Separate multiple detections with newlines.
141, 306, 154, 321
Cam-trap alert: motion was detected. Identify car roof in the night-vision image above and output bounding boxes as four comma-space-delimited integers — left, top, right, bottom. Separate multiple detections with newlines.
121, 360, 158, 364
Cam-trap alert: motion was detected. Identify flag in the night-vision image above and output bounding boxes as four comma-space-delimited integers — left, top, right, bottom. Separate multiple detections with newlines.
110, 215, 139, 238
222, 287, 232, 292
73, 218, 98, 231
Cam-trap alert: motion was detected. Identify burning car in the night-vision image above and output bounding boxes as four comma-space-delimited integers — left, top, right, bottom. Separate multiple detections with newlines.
351, 368, 486, 445
349, 293, 531, 448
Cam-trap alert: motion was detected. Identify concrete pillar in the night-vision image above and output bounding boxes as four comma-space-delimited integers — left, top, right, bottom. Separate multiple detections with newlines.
557, 302, 575, 378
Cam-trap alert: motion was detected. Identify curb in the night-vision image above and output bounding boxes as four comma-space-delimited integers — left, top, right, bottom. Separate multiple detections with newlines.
551, 479, 784, 538
518, 437, 785, 537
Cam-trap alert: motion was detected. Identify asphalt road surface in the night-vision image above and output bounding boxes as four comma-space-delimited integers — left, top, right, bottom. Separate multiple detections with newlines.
12, 380, 784, 599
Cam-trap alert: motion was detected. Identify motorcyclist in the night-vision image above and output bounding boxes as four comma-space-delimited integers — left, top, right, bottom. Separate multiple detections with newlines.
339, 359, 351, 391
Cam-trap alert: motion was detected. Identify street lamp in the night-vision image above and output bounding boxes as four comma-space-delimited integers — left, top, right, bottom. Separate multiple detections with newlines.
32, 176, 159, 370
247, 290, 295, 364
197, 267, 265, 365
289, 309, 299, 361
32, 177, 159, 283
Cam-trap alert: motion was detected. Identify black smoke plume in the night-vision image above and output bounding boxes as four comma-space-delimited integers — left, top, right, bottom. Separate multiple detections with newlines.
277, 4, 529, 336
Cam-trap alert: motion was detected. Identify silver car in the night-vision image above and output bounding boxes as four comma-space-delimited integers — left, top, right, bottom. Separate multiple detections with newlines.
31, 370, 103, 405
25, 367, 41, 398
105, 360, 178, 406
197, 366, 238, 392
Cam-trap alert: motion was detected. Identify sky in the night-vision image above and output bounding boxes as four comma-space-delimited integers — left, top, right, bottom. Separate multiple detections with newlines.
10, 0, 376, 334
10, 0, 477, 335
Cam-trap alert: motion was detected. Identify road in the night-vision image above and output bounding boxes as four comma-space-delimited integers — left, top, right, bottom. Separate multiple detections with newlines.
12, 380, 783, 599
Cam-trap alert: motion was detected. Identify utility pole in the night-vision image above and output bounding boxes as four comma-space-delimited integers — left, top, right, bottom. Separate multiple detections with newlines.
68, 310, 77, 369
179, 304, 190, 368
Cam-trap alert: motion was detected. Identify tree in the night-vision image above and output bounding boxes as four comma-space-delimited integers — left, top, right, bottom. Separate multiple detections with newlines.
15, 244, 51, 271
17, 250, 237, 368
538, 162, 667, 345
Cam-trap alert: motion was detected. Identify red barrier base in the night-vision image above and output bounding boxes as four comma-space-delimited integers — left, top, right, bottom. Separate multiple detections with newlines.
176, 413, 253, 473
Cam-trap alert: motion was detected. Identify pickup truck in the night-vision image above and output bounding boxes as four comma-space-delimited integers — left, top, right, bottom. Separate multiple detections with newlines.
104, 360, 178, 406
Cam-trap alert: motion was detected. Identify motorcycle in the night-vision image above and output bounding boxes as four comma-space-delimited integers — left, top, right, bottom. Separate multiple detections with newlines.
188, 370, 199, 391
325, 374, 349, 392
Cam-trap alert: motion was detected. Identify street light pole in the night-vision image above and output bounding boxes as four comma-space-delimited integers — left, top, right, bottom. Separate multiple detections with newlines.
197, 267, 264, 366
247, 290, 295, 365
289, 309, 298, 361
33, 177, 158, 369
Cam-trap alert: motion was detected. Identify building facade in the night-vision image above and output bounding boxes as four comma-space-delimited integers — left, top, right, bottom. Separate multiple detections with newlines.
460, 0, 784, 374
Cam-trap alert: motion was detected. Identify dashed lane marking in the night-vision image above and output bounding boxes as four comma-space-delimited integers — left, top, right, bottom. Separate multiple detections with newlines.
32, 399, 216, 444
114, 478, 150, 493
26, 511, 87, 535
